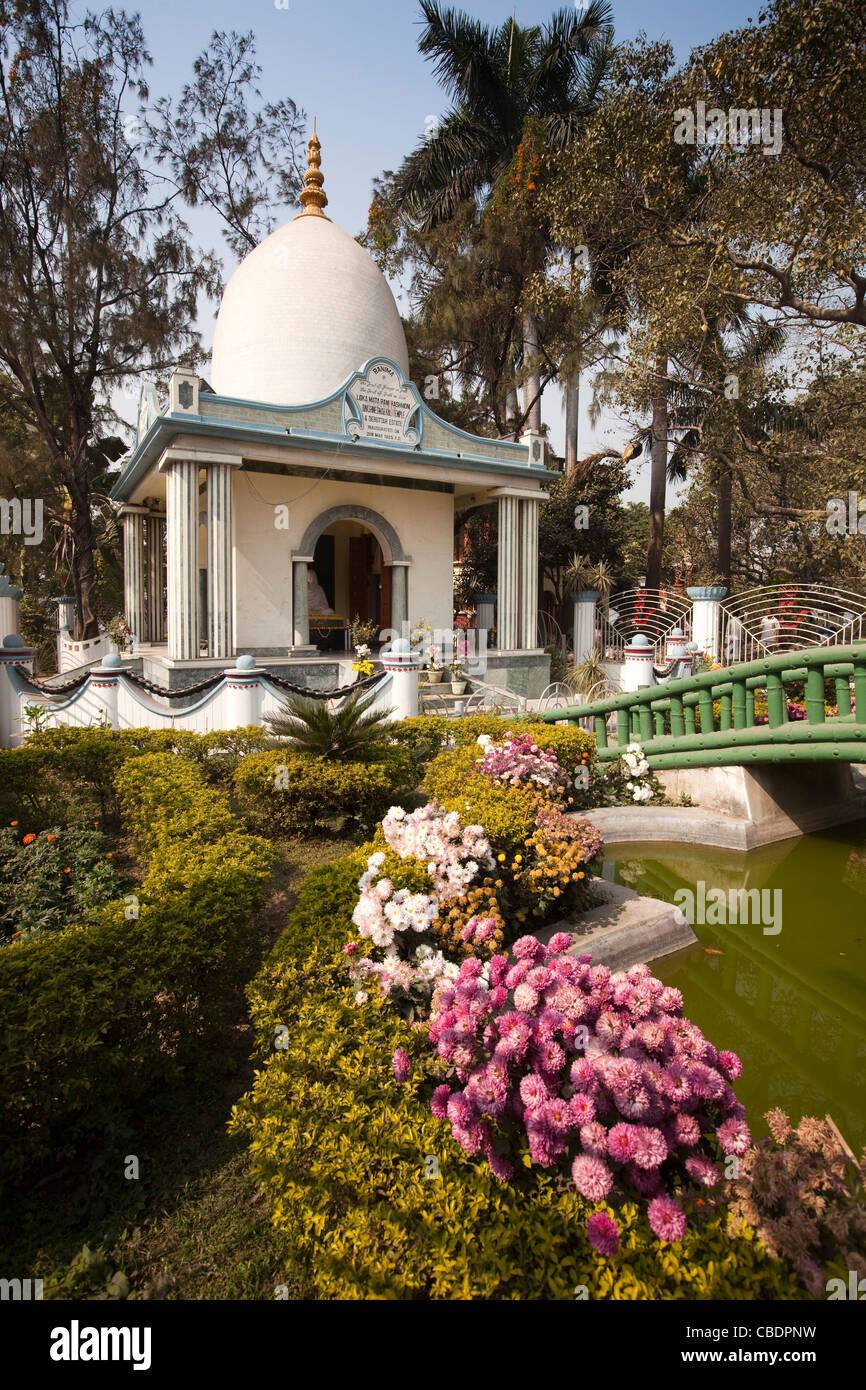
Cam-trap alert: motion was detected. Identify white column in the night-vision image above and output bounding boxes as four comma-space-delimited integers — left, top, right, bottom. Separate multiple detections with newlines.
121, 507, 148, 647
389, 561, 409, 639
291, 556, 317, 654
146, 515, 166, 644
519, 495, 540, 650
165, 461, 200, 661
207, 463, 234, 659
0, 636, 32, 748
572, 592, 598, 665
690, 592, 725, 662
496, 495, 520, 650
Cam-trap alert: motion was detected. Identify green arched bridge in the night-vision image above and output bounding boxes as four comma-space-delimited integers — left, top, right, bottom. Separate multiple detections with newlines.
540, 643, 866, 770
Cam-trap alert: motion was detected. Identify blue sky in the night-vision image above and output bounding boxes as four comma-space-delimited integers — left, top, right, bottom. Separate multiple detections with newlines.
124, 0, 763, 479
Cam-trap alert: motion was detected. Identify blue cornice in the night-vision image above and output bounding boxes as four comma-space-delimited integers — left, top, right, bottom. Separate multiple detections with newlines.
110, 356, 550, 501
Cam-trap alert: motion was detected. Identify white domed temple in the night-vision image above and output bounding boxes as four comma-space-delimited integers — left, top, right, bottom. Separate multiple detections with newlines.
110, 130, 551, 694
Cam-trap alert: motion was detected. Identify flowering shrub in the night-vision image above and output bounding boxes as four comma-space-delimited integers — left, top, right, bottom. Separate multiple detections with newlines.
233, 862, 800, 1299
0, 822, 124, 945
348, 804, 501, 1010
596, 743, 662, 806
427, 935, 749, 1247
475, 731, 572, 799
727, 1109, 866, 1295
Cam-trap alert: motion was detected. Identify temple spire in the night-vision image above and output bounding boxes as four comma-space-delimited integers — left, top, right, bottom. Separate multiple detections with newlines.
296, 119, 329, 219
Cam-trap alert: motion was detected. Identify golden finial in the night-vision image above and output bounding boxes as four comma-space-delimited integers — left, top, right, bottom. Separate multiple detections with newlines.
296, 118, 330, 219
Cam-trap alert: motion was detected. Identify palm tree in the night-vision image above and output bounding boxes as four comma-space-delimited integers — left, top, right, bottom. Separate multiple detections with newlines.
265, 688, 395, 762
396, 1, 614, 433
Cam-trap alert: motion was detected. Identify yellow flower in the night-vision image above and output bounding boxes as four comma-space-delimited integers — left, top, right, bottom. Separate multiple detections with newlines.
497, 852, 506, 862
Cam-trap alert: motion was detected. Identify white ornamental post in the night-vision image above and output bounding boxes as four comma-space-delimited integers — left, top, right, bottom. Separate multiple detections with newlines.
89, 654, 123, 730
623, 633, 656, 692
224, 655, 263, 730
687, 586, 727, 663
665, 626, 688, 662
382, 637, 420, 720
0, 635, 33, 748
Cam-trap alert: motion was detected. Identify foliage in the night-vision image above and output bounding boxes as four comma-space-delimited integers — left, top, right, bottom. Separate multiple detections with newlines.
233, 747, 417, 837
230, 863, 800, 1298
595, 743, 663, 806
728, 1110, 866, 1296
0, 822, 124, 945
265, 687, 395, 761
0, 750, 273, 1193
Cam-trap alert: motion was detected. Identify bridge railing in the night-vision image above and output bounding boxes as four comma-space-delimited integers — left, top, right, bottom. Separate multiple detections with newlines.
540, 643, 866, 769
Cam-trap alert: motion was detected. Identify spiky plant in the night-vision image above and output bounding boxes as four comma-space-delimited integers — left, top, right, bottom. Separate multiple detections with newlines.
566, 647, 608, 697
265, 688, 395, 762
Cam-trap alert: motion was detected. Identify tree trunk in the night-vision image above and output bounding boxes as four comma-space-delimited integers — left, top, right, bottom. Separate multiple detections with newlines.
564, 369, 580, 473
522, 311, 542, 434
67, 469, 100, 640
717, 459, 732, 584
646, 351, 668, 591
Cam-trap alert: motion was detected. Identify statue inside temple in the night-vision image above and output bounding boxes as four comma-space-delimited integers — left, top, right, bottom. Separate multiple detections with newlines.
307, 568, 335, 615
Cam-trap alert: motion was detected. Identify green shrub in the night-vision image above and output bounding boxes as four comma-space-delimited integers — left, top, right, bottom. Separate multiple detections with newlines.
230, 859, 801, 1300
233, 747, 417, 836
424, 746, 539, 859
387, 715, 451, 764
0, 751, 274, 1194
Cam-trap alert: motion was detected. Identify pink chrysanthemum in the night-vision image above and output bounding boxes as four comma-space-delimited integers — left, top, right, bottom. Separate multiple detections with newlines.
672, 1112, 701, 1146
717, 1049, 743, 1081
544, 1097, 572, 1134
685, 1155, 721, 1187
519, 1073, 551, 1112
607, 1122, 638, 1161
579, 1122, 608, 1157
586, 1211, 620, 1257
392, 1047, 410, 1084
631, 1125, 668, 1170
570, 1092, 596, 1126
513, 935, 545, 961
430, 1084, 450, 1120
661, 1062, 692, 1100
648, 1194, 686, 1243
513, 982, 540, 1013
504, 961, 531, 990
571, 1153, 614, 1202
716, 1118, 751, 1155
570, 1057, 599, 1092
548, 932, 573, 955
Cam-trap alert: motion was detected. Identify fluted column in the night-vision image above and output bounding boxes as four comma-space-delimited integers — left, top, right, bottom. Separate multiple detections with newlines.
121, 506, 148, 647
207, 463, 234, 659
389, 561, 409, 639
146, 514, 166, 644
496, 494, 520, 650
165, 462, 200, 660
292, 557, 310, 648
519, 496, 540, 650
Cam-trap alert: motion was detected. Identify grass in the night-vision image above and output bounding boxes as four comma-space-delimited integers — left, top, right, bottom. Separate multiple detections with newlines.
0, 834, 356, 1301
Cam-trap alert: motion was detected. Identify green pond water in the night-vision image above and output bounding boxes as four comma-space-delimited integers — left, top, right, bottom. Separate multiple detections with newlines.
599, 823, 866, 1152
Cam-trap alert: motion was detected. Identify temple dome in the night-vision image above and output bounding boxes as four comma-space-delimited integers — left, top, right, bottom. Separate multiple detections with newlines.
210, 132, 409, 407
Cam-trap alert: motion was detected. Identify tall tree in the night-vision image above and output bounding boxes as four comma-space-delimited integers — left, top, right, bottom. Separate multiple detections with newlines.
394, 0, 613, 433
0, 0, 218, 637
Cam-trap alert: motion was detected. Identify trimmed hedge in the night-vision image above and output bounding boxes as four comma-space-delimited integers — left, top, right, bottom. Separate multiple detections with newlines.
0, 751, 274, 1193
231, 851, 801, 1299
233, 746, 418, 836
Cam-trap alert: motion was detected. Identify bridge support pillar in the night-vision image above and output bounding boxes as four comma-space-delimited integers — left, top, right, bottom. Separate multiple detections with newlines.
691, 594, 724, 663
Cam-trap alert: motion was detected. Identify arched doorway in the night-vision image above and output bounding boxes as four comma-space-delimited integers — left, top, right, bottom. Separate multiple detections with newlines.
293, 504, 408, 651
